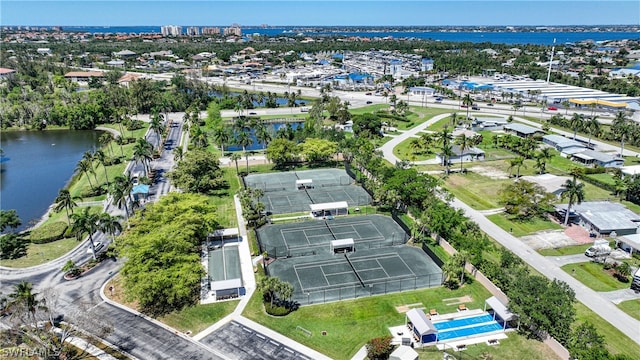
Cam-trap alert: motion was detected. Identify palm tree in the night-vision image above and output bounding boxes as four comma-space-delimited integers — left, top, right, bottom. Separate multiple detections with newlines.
190, 125, 209, 148
133, 139, 153, 176
612, 111, 631, 156
436, 127, 453, 169
172, 147, 183, 162
211, 126, 231, 155
149, 111, 164, 150
71, 207, 100, 259
94, 150, 110, 187
236, 130, 253, 174
99, 133, 114, 158
561, 177, 585, 226
586, 116, 600, 147
82, 151, 99, 184
255, 122, 272, 150
111, 174, 134, 219
535, 148, 553, 174
75, 158, 95, 192
456, 134, 472, 172
54, 189, 77, 226
230, 152, 242, 175
569, 113, 584, 139
508, 156, 526, 179
462, 93, 473, 120
8, 281, 46, 323
98, 212, 122, 245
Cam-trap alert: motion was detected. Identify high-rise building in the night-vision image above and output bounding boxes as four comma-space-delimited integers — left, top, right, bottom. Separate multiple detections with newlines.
161, 25, 182, 37
223, 26, 242, 37
186, 27, 200, 36
201, 27, 221, 35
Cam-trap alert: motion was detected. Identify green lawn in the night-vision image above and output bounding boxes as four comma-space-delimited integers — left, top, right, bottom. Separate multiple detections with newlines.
561, 262, 630, 292
537, 243, 593, 256
586, 173, 617, 186
416, 332, 561, 360
393, 137, 436, 162
0, 237, 81, 268
486, 213, 562, 237
207, 167, 241, 228
159, 301, 239, 335
243, 281, 497, 359
444, 172, 512, 210
575, 302, 640, 358
617, 299, 640, 321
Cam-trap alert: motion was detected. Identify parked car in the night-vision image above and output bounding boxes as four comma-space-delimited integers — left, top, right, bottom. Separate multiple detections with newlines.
547, 106, 558, 111
435, 97, 443, 102
365, 92, 372, 95
486, 103, 494, 106
472, 106, 481, 110
249, 112, 257, 115
366, 101, 373, 104
460, 105, 468, 108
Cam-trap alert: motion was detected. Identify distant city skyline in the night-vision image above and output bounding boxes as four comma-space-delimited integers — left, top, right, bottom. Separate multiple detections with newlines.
2, 1, 639, 27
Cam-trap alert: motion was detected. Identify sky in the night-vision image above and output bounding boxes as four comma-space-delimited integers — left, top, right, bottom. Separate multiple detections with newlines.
2, 1, 639, 27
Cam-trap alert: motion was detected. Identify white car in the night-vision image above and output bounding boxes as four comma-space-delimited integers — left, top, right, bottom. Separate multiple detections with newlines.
87, 242, 104, 254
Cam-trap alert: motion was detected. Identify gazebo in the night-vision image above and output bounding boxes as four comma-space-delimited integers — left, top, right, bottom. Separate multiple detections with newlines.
484, 296, 519, 330
130, 184, 150, 202
309, 201, 349, 218
405, 309, 438, 344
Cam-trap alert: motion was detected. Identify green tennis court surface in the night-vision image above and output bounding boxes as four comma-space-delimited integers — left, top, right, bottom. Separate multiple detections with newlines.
244, 169, 371, 214
267, 246, 443, 304
256, 215, 407, 258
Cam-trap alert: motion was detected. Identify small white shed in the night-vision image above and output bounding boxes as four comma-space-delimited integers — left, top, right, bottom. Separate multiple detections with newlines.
389, 345, 418, 360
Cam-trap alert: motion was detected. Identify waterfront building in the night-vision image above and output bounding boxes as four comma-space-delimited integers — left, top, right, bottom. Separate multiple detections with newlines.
161, 25, 182, 36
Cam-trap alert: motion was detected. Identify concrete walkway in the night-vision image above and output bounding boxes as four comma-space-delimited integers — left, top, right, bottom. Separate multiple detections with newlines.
545, 254, 591, 267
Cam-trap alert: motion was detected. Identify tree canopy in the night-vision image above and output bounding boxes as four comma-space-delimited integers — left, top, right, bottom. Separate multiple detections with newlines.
499, 180, 555, 220
168, 149, 227, 194
118, 193, 219, 316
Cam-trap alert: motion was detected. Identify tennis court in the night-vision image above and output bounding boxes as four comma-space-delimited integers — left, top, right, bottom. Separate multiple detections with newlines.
267, 246, 443, 304
256, 215, 407, 258
244, 169, 370, 214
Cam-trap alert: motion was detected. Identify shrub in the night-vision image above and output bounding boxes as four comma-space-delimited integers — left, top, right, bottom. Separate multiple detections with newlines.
264, 302, 292, 316
29, 222, 68, 244
0, 234, 28, 259
365, 336, 394, 360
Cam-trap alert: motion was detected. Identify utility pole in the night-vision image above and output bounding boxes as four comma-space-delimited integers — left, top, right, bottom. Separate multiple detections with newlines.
546, 38, 556, 83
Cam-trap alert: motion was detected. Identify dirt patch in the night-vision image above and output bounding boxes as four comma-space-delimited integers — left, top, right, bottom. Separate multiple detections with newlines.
520, 230, 580, 249
104, 274, 141, 312
443, 295, 473, 306
395, 303, 425, 313
468, 166, 509, 179
447, 174, 471, 187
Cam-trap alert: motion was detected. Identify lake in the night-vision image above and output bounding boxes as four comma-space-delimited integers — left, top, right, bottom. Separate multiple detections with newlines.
0, 130, 102, 231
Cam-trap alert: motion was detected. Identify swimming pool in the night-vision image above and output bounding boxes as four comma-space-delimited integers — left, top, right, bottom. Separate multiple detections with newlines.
436, 322, 503, 341
433, 314, 494, 331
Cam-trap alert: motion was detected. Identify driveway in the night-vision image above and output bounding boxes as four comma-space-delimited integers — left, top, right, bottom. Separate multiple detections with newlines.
545, 254, 591, 267
599, 288, 640, 305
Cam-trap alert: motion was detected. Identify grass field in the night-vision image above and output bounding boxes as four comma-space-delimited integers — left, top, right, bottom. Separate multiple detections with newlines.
444, 172, 511, 210
574, 302, 640, 358
487, 213, 562, 237
0, 237, 81, 268
617, 299, 640, 321
537, 243, 592, 256
561, 262, 630, 292
159, 301, 240, 335
207, 167, 241, 228
242, 279, 560, 360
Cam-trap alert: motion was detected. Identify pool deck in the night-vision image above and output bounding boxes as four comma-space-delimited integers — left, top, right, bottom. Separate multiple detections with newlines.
388, 309, 509, 349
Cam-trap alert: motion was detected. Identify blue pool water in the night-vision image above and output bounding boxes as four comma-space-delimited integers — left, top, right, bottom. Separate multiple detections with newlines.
433, 314, 494, 331
436, 322, 503, 341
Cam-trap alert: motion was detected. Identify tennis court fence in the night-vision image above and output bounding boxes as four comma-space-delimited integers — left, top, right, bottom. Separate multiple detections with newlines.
279, 272, 445, 305
258, 237, 408, 259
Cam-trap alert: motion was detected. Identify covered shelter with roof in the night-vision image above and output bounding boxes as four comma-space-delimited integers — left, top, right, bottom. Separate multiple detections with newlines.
389, 345, 419, 360
483, 296, 519, 330
570, 98, 628, 110
130, 184, 150, 202
310, 201, 348, 218
503, 123, 543, 138
616, 233, 640, 255
405, 309, 438, 345
437, 145, 485, 165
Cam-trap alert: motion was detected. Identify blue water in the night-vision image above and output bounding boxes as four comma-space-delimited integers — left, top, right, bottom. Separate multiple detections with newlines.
433, 314, 495, 331
436, 322, 503, 341
208, 91, 307, 107
61, 26, 640, 45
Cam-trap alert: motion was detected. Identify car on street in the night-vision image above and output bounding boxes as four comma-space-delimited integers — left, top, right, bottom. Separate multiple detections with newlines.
547, 106, 558, 111
486, 103, 494, 106
365, 92, 372, 95
472, 106, 480, 110
435, 97, 443, 102
87, 242, 105, 254
460, 105, 468, 108
366, 101, 373, 104
249, 112, 257, 115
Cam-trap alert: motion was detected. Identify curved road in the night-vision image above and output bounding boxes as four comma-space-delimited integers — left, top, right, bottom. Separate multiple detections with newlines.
377, 111, 640, 344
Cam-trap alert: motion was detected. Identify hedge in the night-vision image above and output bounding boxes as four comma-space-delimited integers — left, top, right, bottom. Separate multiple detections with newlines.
29, 221, 69, 244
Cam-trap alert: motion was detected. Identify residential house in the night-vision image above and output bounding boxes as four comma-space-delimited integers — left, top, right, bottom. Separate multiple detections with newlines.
571, 149, 624, 168
436, 144, 485, 165
503, 123, 544, 138
555, 201, 640, 236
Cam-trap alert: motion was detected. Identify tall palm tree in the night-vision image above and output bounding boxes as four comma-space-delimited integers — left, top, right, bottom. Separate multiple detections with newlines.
98, 212, 122, 245
110, 177, 132, 220
255, 122, 272, 150
75, 159, 95, 192
612, 111, 631, 156
586, 116, 600, 147
149, 111, 164, 150
236, 130, 253, 174
508, 156, 526, 179
8, 281, 46, 323
211, 126, 231, 155
436, 127, 453, 171
190, 125, 209, 148
569, 113, 584, 139
230, 152, 242, 175
133, 139, 153, 176
535, 148, 553, 174
94, 150, 110, 187
561, 177, 585, 226
99, 133, 114, 158
54, 189, 77, 226
172, 147, 183, 162
71, 207, 100, 259
462, 93, 473, 120
82, 151, 99, 184
456, 134, 472, 172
